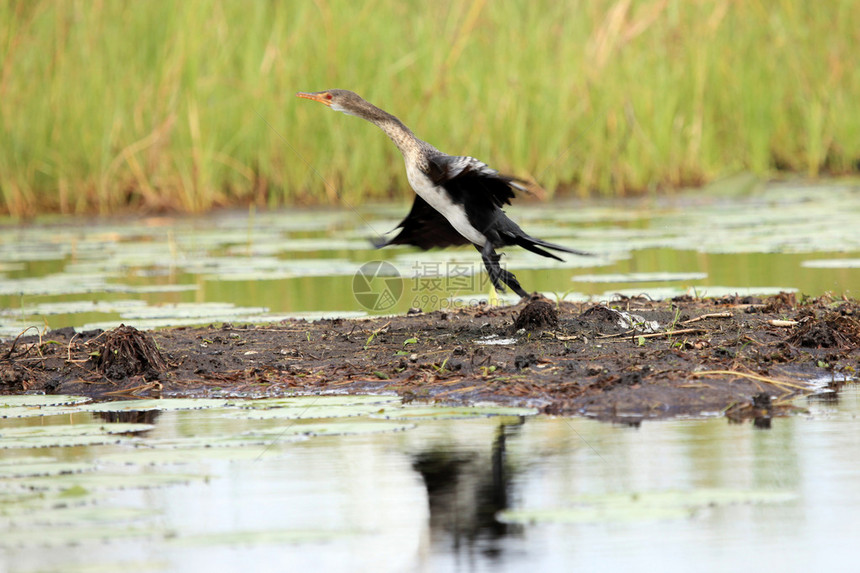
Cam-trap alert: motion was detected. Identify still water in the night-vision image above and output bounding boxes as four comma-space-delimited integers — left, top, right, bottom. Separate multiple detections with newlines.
1, 181, 859, 336
1, 181, 859, 571
0, 387, 857, 572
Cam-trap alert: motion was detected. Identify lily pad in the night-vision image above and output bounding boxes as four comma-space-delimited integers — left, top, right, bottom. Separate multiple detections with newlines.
372, 405, 538, 420
0, 405, 86, 419
0, 524, 155, 547
14, 472, 207, 491
0, 461, 95, 479
802, 258, 860, 269
169, 528, 357, 547
247, 420, 414, 437
0, 434, 134, 449
227, 404, 389, 420
572, 272, 708, 283
98, 443, 304, 465
0, 423, 154, 438
0, 423, 154, 449
2, 506, 157, 527
0, 395, 91, 408
230, 395, 401, 409
130, 433, 305, 449
79, 399, 230, 413
497, 489, 798, 525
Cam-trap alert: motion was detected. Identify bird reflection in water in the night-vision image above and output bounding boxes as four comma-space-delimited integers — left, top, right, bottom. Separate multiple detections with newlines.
411, 418, 525, 561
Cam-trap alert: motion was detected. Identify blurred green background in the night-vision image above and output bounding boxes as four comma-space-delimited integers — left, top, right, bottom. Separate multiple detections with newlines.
2, 0, 858, 217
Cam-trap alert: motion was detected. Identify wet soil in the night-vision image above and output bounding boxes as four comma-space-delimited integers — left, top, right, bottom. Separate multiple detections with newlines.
2, 293, 858, 421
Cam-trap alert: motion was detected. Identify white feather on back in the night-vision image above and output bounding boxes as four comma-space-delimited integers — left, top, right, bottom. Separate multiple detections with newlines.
405, 162, 488, 247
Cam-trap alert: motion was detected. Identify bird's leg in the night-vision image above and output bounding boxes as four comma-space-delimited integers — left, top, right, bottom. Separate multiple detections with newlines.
478, 243, 529, 299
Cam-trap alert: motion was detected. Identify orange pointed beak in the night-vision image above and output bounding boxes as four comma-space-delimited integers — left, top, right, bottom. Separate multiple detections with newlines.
296, 91, 332, 107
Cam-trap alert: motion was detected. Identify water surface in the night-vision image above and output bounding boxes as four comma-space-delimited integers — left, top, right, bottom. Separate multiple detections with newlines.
2, 181, 858, 336
0, 387, 857, 572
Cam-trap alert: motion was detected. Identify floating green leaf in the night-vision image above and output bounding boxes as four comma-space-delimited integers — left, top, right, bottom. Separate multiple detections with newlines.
372, 405, 538, 420
230, 395, 401, 409
247, 420, 414, 437
0, 395, 91, 408
227, 404, 389, 420
0, 434, 132, 449
16, 472, 207, 492
572, 272, 708, 283
168, 528, 358, 547
98, 444, 301, 465
0, 422, 153, 449
0, 422, 154, 439
0, 524, 155, 548
0, 405, 84, 419
0, 461, 95, 479
130, 433, 306, 449
3, 506, 157, 528
497, 489, 798, 525
802, 258, 860, 269
79, 398, 230, 412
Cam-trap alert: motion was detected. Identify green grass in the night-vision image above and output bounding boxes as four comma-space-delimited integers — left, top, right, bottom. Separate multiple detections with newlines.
1, 0, 859, 216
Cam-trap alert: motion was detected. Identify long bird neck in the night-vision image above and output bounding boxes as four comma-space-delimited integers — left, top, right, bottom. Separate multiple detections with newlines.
351, 101, 427, 165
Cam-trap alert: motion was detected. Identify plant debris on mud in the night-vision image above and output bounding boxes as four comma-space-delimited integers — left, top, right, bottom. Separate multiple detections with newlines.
1, 294, 858, 422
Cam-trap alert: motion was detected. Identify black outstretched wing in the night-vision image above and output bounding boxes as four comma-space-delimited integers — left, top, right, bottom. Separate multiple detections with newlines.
374, 195, 471, 250
425, 155, 527, 209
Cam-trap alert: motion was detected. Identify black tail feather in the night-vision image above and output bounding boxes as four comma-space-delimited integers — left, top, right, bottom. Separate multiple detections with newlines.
509, 233, 594, 260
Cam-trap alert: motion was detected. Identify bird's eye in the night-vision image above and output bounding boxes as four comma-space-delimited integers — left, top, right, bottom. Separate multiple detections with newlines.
326, 94, 333, 100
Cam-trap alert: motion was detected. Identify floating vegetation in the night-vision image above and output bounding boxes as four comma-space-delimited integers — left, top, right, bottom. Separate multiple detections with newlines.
10, 472, 207, 492
372, 405, 538, 420
229, 395, 401, 409
497, 489, 798, 525
802, 258, 860, 269
0, 524, 156, 548
246, 420, 414, 437
226, 404, 390, 420
168, 528, 358, 547
126, 434, 305, 450
0, 423, 154, 449
0, 395, 91, 408
0, 405, 85, 419
572, 272, 708, 283
98, 444, 302, 465
0, 461, 95, 479
79, 398, 230, 412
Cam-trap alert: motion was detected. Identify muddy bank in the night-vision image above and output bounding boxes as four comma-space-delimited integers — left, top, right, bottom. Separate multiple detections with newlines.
2, 293, 858, 422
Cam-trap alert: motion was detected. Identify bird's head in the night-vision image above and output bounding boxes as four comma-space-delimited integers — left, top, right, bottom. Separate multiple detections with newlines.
296, 89, 369, 117
297, 89, 395, 124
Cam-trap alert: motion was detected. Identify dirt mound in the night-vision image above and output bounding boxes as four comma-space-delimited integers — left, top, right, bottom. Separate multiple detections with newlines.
92, 325, 168, 380
513, 300, 558, 331
788, 310, 860, 349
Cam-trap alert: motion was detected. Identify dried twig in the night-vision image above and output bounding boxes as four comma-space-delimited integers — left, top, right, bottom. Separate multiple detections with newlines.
690, 369, 808, 391
66, 332, 79, 362
681, 312, 733, 325
599, 327, 707, 340
2, 326, 40, 361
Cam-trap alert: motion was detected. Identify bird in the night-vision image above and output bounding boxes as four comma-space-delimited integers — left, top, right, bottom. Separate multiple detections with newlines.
296, 89, 591, 298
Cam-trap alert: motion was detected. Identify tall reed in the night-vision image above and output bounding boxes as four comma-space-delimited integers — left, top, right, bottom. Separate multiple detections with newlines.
1, 0, 857, 217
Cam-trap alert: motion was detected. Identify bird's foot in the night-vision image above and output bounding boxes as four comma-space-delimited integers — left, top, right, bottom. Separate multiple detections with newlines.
480, 243, 529, 299
499, 269, 528, 298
